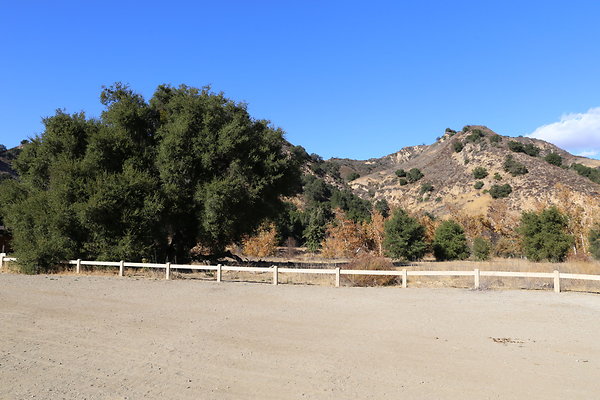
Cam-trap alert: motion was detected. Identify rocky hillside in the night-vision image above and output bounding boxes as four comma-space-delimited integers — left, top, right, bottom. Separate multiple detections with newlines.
331, 126, 600, 229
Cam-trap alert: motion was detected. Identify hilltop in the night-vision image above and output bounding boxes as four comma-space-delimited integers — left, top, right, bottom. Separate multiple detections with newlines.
326, 126, 600, 241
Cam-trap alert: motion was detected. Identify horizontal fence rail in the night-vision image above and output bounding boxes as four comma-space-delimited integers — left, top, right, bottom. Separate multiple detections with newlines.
1, 254, 599, 293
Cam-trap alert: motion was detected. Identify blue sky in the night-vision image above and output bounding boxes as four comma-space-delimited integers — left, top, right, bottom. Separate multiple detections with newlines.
1, 1, 600, 159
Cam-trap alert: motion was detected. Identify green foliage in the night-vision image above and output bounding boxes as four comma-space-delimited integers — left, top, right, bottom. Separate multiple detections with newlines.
472, 166, 488, 179
508, 140, 540, 156
453, 141, 464, 153
383, 209, 427, 261
445, 128, 456, 136
398, 178, 408, 186
489, 184, 512, 199
374, 199, 390, 218
474, 181, 484, 189
432, 220, 470, 261
503, 155, 528, 176
465, 129, 485, 143
346, 172, 360, 181
518, 207, 574, 262
0, 83, 302, 270
472, 237, 491, 261
395, 169, 407, 177
544, 152, 563, 167
493, 172, 502, 180
589, 223, 600, 260
419, 183, 434, 194
489, 134, 502, 144
406, 168, 424, 183
571, 163, 600, 184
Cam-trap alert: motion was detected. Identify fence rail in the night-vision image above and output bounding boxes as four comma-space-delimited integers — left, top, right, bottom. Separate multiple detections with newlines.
1, 254, 600, 293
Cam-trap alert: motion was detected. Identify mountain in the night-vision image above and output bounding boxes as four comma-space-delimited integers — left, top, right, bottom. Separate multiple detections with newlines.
329, 126, 600, 235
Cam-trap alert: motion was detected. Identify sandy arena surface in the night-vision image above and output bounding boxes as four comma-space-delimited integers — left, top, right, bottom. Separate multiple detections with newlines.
1, 274, 600, 399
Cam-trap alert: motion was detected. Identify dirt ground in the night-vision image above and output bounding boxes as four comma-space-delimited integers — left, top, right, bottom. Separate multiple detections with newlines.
1, 275, 600, 399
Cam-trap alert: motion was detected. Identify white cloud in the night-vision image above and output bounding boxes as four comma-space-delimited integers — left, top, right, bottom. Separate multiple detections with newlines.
527, 107, 600, 158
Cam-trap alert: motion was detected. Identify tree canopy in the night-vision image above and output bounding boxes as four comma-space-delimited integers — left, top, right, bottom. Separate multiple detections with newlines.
383, 209, 427, 261
432, 220, 470, 261
518, 207, 573, 262
0, 83, 301, 271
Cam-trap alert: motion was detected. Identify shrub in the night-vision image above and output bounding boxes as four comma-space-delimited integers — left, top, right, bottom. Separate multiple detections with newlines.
489, 184, 512, 199
544, 152, 563, 166
474, 181, 484, 189
343, 255, 397, 287
398, 178, 408, 186
419, 183, 434, 194
518, 207, 574, 262
571, 163, 600, 184
523, 143, 540, 157
445, 128, 457, 136
503, 155, 528, 176
406, 168, 424, 183
432, 220, 470, 261
493, 172, 502, 180
453, 141, 464, 153
507, 140, 525, 153
493, 237, 521, 258
383, 209, 427, 261
472, 237, 491, 261
465, 129, 485, 143
346, 172, 360, 181
489, 135, 502, 144
589, 224, 600, 260
395, 169, 407, 177
472, 166, 488, 179
508, 140, 540, 156
242, 223, 278, 258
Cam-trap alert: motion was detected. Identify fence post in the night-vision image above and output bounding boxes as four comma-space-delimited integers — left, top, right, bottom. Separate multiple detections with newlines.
554, 270, 560, 293
76, 259, 81, 274
119, 260, 124, 277
272, 265, 278, 285
165, 262, 171, 280
335, 267, 340, 287
0, 253, 4, 271
402, 269, 407, 288
474, 268, 480, 289
216, 264, 222, 282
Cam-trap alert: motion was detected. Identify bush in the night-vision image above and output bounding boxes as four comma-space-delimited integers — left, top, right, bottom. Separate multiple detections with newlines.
503, 155, 528, 176
432, 220, 470, 261
472, 166, 488, 179
589, 224, 600, 260
472, 237, 491, 261
508, 140, 540, 156
493, 172, 502, 180
489, 135, 502, 144
544, 152, 563, 166
395, 169, 407, 177
453, 141, 464, 153
383, 209, 427, 261
571, 163, 600, 184
398, 178, 408, 186
406, 168, 424, 183
445, 128, 457, 136
419, 183, 434, 194
242, 223, 278, 257
489, 184, 512, 199
474, 181, 484, 189
518, 207, 573, 262
343, 255, 397, 287
465, 129, 485, 143
346, 172, 360, 181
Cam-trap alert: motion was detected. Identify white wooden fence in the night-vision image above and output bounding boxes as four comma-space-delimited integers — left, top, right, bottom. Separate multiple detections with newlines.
2, 253, 600, 293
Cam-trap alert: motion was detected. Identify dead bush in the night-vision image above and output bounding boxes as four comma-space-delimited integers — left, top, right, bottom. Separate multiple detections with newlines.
343, 255, 397, 287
